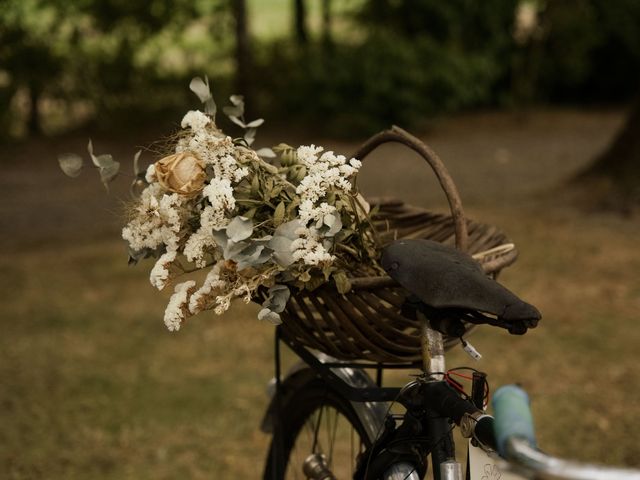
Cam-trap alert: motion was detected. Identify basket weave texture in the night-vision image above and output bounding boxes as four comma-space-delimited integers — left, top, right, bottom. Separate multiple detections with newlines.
279, 127, 518, 364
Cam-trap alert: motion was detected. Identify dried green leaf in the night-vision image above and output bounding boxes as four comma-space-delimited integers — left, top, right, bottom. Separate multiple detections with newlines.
265, 177, 274, 193
58, 153, 83, 178
294, 165, 307, 182
305, 274, 326, 292
273, 201, 285, 226
243, 207, 257, 219
271, 185, 283, 198
333, 271, 352, 294
250, 174, 260, 194
285, 198, 300, 215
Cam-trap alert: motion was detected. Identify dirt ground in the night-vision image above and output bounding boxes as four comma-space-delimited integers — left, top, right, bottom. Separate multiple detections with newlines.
2, 109, 639, 479
0, 108, 626, 251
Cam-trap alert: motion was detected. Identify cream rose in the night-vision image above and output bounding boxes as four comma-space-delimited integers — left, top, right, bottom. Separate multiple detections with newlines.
155, 152, 206, 196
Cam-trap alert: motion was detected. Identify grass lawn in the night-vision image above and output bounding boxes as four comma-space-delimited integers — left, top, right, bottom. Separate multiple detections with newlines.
1, 110, 638, 478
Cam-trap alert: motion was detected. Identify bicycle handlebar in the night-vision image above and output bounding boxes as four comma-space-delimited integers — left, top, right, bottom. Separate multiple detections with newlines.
492, 385, 640, 480
492, 385, 536, 456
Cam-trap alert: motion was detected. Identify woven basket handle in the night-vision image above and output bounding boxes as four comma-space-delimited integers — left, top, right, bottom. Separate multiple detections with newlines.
351, 125, 468, 252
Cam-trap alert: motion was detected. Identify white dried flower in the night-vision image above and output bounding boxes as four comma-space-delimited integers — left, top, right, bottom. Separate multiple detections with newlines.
189, 264, 226, 314
291, 228, 334, 266
183, 228, 217, 268
181, 110, 211, 131
203, 178, 235, 212
164, 280, 196, 331
149, 250, 177, 290
122, 186, 185, 252
296, 144, 324, 167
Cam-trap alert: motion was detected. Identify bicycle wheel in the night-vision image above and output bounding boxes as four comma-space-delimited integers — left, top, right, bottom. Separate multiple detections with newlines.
263, 368, 385, 480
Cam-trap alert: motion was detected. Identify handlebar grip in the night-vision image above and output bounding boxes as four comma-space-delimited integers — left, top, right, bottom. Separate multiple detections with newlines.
492, 385, 536, 456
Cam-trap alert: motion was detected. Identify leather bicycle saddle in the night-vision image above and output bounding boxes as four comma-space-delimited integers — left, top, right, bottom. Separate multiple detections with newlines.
381, 239, 541, 334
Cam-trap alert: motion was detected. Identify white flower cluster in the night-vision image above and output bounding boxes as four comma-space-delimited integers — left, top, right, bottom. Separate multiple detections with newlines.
122, 107, 368, 332
296, 145, 361, 203
164, 280, 196, 331
178, 111, 248, 183
291, 228, 334, 266
292, 145, 362, 266
178, 111, 251, 268
122, 185, 186, 253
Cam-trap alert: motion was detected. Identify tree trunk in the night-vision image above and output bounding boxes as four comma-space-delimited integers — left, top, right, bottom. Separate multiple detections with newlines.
577, 99, 640, 204
28, 84, 43, 136
293, 0, 308, 45
232, 0, 252, 103
321, 0, 333, 46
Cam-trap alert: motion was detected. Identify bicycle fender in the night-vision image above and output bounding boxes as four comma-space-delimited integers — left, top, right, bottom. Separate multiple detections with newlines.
260, 361, 388, 444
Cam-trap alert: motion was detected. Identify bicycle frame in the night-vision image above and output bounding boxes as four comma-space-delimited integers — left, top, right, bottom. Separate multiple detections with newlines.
265, 326, 476, 480
263, 326, 640, 480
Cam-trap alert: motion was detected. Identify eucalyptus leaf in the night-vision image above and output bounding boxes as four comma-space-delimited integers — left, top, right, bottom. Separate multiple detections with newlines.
246, 118, 264, 128
234, 243, 272, 270
324, 212, 342, 237
268, 236, 295, 267
226, 216, 253, 242
262, 285, 290, 313
224, 239, 248, 260
58, 153, 83, 178
204, 98, 217, 117
274, 219, 302, 240
228, 115, 246, 128
94, 153, 115, 169
244, 128, 257, 146
256, 148, 276, 158
132, 150, 143, 176
189, 76, 212, 103
211, 229, 229, 249
99, 159, 120, 185
234, 244, 263, 270
223, 105, 243, 118
229, 94, 244, 108
258, 308, 282, 325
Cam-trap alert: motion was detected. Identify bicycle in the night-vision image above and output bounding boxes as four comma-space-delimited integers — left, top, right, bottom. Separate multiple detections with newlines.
260, 237, 640, 480
251, 128, 640, 479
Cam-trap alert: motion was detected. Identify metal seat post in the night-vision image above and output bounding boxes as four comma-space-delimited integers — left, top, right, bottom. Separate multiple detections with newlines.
419, 311, 446, 379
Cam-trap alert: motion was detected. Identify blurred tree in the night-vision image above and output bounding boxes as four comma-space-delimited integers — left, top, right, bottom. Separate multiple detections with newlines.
0, 0, 230, 138
321, 0, 333, 46
232, 0, 253, 104
293, 0, 308, 45
534, 0, 640, 103
576, 98, 640, 207
0, 0, 71, 135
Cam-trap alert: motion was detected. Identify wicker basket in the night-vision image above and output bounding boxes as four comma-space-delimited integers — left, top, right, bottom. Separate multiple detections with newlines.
278, 127, 518, 364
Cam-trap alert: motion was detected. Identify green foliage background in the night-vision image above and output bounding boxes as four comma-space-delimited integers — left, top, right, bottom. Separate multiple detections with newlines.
2, 0, 640, 138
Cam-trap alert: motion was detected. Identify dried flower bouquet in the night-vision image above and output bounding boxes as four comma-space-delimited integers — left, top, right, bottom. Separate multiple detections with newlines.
60, 77, 381, 330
